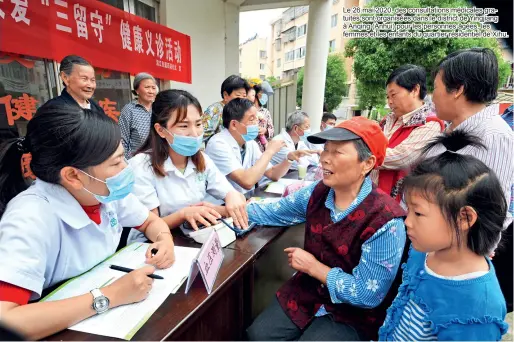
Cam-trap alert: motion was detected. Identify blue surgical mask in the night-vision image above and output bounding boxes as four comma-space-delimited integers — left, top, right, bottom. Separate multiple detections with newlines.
80, 165, 135, 203
239, 123, 259, 142
300, 129, 311, 143
259, 93, 268, 106
165, 128, 202, 157
323, 125, 334, 131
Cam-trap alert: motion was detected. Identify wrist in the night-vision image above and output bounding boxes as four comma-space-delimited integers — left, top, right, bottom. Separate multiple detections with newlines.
156, 230, 173, 242
101, 285, 121, 308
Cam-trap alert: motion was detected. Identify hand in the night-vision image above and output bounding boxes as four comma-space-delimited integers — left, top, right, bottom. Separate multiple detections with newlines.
266, 139, 286, 155
145, 237, 175, 269
225, 191, 249, 229
284, 247, 319, 275
287, 150, 316, 162
106, 265, 155, 306
180, 205, 222, 230
258, 126, 267, 135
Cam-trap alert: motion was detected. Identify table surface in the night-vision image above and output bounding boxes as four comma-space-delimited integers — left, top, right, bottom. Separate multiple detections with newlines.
46, 171, 309, 341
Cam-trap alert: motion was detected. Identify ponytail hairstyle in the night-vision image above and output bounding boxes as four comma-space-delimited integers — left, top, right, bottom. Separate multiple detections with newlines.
403, 130, 507, 256
0, 103, 121, 217
137, 89, 206, 177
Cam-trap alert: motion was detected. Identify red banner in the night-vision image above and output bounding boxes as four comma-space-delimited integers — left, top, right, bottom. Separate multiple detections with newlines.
0, 0, 192, 83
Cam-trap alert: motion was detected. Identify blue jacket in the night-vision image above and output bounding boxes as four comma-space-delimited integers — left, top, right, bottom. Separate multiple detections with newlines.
379, 248, 508, 341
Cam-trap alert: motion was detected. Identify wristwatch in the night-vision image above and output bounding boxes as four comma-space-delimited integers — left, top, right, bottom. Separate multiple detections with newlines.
91, 288, 110, 314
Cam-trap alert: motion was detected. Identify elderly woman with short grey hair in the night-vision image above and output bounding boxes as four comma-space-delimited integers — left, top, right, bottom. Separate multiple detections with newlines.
246, 117, 407, 341
119, 72, 158, 159
270, 111, 317, 169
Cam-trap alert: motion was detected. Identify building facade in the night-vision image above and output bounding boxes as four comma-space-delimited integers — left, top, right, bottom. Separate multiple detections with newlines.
239, 35, 270, 80
269, 0, 369, 118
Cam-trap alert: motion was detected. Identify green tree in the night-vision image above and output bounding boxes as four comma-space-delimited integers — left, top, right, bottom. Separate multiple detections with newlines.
344, 0, 511, 110
265, 75, 280, 87
297, 53, 349, 112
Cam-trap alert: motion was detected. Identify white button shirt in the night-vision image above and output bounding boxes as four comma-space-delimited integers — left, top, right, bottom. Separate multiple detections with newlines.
271, 129, 319, 169
205, 128, 272, 194
130, 152, 234, 215
0, 179, 149, 300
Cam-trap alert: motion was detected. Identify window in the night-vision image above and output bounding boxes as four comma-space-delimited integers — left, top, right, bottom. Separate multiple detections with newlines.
275, 39, 282, 51
329, 40, 336, 52
0, 55, 57, 143
135, 0, 156, 22
285, 51, 295, 62
260, 63, 265, 71
277, 58, 281, 68
297, 24, 307, 37
295, 47, 306, 59
260, 75, 266, 81
98, 0, 124, 10
92, 70, 132, 123
260, 50, 267, 59
239, 49, 242, 56
331, 14, 338, 27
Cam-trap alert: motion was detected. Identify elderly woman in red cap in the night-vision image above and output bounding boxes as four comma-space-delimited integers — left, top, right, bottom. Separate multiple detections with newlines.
246, 117, 407, 341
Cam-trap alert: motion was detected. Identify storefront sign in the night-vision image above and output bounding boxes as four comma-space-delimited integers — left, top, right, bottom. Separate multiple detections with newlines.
0, 0, 192, 83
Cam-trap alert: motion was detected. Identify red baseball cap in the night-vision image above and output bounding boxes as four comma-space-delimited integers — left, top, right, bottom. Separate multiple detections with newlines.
307, 117, 388, 168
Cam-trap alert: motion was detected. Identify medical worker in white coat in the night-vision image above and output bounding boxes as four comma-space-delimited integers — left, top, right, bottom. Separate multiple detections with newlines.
0, 103, 175, 340
129, 89, 248, 231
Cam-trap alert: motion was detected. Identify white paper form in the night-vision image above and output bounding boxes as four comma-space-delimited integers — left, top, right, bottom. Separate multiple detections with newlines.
265, 179, 313, 194
43, 243, 200, 340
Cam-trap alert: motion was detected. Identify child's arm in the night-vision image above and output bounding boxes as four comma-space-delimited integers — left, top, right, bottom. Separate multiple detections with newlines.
436, 321, 507, 341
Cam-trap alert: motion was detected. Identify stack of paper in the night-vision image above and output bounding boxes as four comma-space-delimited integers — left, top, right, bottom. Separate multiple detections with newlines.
43, 243, 200, 340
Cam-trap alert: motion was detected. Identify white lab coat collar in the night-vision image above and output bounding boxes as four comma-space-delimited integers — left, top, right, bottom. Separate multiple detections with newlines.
163, 156, 197, 178
33, 179, 92, 229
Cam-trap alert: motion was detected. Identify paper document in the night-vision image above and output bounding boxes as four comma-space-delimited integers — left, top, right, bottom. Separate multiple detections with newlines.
265, 179, 313, 194
43, 243, 200, 340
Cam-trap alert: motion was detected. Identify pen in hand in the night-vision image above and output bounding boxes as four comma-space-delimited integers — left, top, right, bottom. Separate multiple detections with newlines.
110, 264, 164, 280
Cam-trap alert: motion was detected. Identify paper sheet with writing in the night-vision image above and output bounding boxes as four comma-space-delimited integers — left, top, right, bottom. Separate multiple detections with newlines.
43, 243, 200, 340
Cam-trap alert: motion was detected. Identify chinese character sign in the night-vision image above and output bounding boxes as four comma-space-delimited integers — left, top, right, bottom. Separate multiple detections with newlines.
0, 0, 191, 83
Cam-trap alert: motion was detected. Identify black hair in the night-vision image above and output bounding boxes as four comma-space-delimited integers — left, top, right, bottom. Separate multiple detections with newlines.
137, 89, 206, 176
222, 98, 254, 129
321, 112, 337, 122
253, 84, 265, 107
386, 64, 427, 100
404, 130, 506, 255
433, 48, 498, 103
0, 103, 121, 217
220, 75, 250, 99
59, 55, 92, 87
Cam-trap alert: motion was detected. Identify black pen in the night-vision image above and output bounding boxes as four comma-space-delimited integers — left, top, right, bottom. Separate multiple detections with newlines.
109, 265, 164, 279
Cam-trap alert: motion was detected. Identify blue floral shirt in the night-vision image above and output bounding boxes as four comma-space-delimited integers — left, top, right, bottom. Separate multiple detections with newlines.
248, 178, 406, 311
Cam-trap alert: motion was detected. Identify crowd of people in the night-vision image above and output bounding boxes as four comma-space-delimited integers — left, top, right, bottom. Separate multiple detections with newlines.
0, 47, 512, 341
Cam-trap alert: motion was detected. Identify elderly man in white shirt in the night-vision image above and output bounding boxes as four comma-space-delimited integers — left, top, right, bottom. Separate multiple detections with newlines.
206, 98, 313, 194
271, 111, 320, 169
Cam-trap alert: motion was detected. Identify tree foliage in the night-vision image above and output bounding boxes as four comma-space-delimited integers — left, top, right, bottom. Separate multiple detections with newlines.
344, 0, 511, 110
297, 53, 349, 112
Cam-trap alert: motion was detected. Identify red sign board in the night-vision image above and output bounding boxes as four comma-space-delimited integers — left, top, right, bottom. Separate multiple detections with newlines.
0, 0, 192, 83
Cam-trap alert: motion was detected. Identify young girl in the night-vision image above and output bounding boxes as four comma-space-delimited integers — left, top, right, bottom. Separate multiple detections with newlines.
129, 89, 248, 234
0, 103, 175, 340
379, 131, 509, 341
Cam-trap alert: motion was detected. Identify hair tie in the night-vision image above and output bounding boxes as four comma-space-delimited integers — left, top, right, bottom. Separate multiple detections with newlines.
16, 137, 29, 153
446, 149, 459, 155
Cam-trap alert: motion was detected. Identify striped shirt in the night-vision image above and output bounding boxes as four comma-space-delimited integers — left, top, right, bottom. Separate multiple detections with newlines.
381, 105, 441, 170
425, 105, 514, 227
119, 101, 152, 159
247, 178, 406, 311
390, 259, 488, 341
